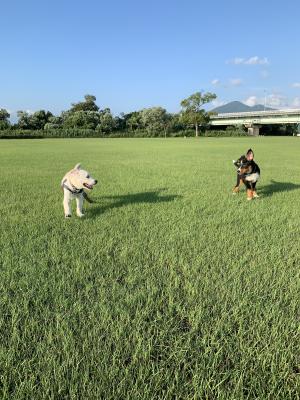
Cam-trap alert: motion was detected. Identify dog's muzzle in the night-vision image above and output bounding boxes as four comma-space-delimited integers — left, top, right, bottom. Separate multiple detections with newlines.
83, 180, 97, 190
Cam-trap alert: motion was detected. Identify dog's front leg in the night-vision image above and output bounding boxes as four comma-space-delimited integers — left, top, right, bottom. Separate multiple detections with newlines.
76, 194, 84, 217
63, 190, 72, 218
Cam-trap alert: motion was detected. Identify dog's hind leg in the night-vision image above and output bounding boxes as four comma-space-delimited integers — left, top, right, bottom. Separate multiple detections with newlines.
246, 189, 253, 200
252, 182, 259, 198
244, 181, 253, 200
76, 195, 84, 218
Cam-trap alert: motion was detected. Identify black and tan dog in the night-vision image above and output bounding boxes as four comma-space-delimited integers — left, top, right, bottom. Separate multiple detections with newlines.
232, 150, 260, 200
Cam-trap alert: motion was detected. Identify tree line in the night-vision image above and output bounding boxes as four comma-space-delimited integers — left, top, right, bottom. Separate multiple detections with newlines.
0, 93, 219, 137
1, 93, 297, 138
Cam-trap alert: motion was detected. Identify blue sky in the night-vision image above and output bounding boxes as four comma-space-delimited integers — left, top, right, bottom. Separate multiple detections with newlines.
1, 0, 300, 119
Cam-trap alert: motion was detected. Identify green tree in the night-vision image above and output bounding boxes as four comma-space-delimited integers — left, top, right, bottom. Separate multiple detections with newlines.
180, 92, 216, 137
140, 107, 170, 136
69, 94, 99, 113
0, 108, 10, 130
63, 111, 100, 130
0, 108, 10, 121
30, 110, 53, 130
114, 114, 126, 131
44, 116, 63, 130
17, 111, 32, 129
17, 110, 53, 130
97, 108, 116, 134
166, 113, 185, 136
125, 111, 142, 132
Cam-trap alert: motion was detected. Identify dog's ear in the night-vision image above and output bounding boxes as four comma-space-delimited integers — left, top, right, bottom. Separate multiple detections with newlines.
74, 163, 81, 170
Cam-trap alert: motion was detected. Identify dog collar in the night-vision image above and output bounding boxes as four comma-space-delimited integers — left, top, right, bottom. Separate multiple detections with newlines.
62, 180, 83, 195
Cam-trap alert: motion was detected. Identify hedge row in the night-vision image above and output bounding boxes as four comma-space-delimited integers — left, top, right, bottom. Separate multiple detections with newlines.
0, 128, 248, 139
203, 129, 248, 137
0, 129, 100, 138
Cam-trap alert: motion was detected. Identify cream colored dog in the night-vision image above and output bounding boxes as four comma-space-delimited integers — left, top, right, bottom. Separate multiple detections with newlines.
61, 163, 97, 218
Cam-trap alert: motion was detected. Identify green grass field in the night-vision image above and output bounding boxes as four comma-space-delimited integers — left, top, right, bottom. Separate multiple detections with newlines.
1, 137, 300, 399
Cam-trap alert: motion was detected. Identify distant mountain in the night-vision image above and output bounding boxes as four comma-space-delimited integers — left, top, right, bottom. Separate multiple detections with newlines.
211, 101, 275, 114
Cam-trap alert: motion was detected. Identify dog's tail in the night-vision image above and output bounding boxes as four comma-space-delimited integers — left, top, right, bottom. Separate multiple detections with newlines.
83, 192, 94, 203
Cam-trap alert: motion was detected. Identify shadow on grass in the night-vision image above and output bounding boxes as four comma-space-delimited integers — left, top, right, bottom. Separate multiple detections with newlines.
88, 188, 181, 216
260, 180, 300, 197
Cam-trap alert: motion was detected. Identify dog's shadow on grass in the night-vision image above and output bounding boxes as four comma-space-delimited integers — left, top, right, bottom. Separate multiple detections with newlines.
260, 180, 300, 197
88, 188, 181, 217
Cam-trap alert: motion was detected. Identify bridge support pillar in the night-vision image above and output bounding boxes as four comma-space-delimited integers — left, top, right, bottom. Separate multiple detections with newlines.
246, 125, 261, 136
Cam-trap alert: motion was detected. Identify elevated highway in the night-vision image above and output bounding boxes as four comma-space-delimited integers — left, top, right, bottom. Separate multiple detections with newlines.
210, 109, 300, 135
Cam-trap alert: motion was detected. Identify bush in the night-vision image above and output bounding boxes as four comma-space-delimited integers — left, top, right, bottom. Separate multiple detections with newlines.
203, 129, 248, 137
0, 129, 101, 139
0, 128, 249, 139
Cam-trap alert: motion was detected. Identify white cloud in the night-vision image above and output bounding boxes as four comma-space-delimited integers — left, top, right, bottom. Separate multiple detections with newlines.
292, 82, 300, 88
244, 96, 258, 107
292, 97, 300, 107
229, 56, 269, 65
211, 79, 220, 86
231, 57, 244, 65
229, 78, 242, 86
245, 56, 269, 65
237, 94, 300, 110
266, 94, 287, 107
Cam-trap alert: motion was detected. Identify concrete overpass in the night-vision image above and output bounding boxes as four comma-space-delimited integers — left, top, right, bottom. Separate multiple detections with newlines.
210, 109, 300, 135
